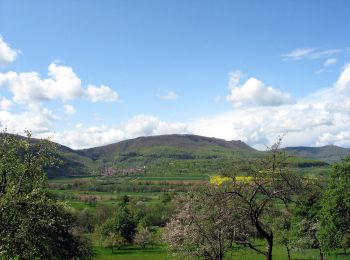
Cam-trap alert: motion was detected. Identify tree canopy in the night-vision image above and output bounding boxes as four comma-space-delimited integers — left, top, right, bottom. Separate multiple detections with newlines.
0, 132, 92, 259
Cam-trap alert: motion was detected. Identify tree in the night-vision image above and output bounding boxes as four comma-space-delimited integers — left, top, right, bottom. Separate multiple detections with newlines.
0, 132, 59, 196
164, 186, 243, 260
0, 132, 92, 259
318, 156, 350, 254
113, 205, 136, 243
103, 232, 125, 253
290, 185, 324, 260
223, 138, 301, 260
101, 204, 136, 246
134, 227, 152, 249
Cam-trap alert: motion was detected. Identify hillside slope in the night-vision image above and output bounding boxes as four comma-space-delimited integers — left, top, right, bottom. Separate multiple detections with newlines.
283, 145, 350, 164
77, 134, 257, 162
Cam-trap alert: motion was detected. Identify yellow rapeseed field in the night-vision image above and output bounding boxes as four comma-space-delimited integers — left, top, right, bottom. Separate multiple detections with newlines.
210, 175, 253, 185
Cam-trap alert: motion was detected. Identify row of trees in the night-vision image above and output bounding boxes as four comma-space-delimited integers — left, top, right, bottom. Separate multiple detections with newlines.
164, 140, 350, 260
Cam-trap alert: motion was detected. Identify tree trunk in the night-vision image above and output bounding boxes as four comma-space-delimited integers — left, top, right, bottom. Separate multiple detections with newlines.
266, 236, 273, 260
252, 217, 274, 260
319, 247, 324, 260
344, 248, 347, 255
286, 245, 291, 260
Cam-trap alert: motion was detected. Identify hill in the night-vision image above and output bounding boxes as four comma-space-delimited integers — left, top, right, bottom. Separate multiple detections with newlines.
77, 134, 256, 161
74, 134, 259, 176
283, 145, 350, 164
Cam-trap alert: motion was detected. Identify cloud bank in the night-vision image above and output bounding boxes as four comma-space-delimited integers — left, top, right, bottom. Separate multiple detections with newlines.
38, 64, 350, 149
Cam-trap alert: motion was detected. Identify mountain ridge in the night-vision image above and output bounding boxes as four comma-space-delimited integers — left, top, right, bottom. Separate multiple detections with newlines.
2, 133, 349, 177
283, 145, 350, 163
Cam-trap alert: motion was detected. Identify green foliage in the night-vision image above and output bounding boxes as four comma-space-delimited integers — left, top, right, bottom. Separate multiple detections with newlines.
318, 156, 350, 252
0, 194, 92, 259
289, 185, 325, 259
101, 205, 137, 244
0, 132, 92, 259
114, 206, 136, 243
0, 132, 59, 195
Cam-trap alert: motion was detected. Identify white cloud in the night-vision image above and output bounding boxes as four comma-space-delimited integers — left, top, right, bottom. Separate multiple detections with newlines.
281, 48, 315, 60
158, 91, 178, 100
46, 63, 84, 101
0, 98, 12, 110
228, 71, 245, 90
226, 72, 294, 107
324, 58, 337, 66
0, 62, 119, 105
0, 36, 20, 66
0, 104, 57, 134
316, 131, 350, 147
190, 65, 350, 148
64, 104, 76, 114
282, 47, 343, 61
49, 124, 125, 149
46, 115, 188, 149
334, 63, 350, 93
86, 84, 119, 102
124, 115, 188, 138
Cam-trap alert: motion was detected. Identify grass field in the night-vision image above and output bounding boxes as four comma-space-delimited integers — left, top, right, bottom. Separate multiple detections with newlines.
93, 246, 174, 260
92, 244, 350, 260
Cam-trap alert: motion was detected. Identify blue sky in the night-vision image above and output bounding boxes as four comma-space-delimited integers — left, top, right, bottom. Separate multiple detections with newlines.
0, 0, 350, 149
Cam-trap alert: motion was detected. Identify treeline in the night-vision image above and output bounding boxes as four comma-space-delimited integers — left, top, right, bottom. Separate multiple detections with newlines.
50, 179, 194, 193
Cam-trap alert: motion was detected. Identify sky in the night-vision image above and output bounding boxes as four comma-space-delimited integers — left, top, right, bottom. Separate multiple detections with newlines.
0, 0, 350, 149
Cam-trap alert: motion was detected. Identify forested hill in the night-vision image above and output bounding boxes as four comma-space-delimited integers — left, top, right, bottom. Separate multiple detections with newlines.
49, 134, 259, 177
76, 134, 256, 161
283, 145, 350, 164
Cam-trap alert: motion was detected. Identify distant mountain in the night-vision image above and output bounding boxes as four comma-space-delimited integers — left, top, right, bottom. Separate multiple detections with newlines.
283, 145, 350, 164
1, 133, 258, 177
71, 134, 259, 177
77, 134, 257, 163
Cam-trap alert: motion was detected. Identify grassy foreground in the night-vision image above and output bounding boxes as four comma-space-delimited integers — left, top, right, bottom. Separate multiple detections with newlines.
92, 244, 350, 260
48, 175, 349, 260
